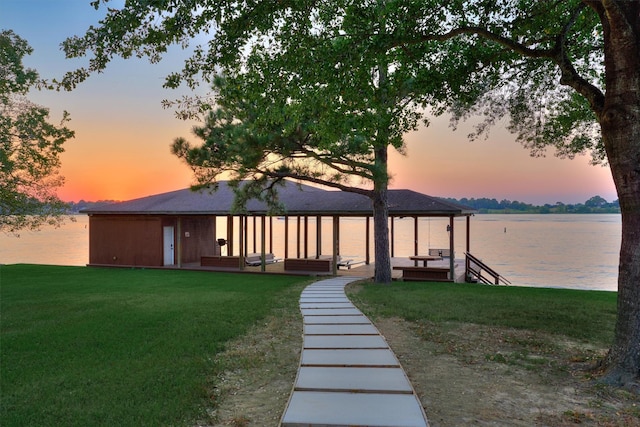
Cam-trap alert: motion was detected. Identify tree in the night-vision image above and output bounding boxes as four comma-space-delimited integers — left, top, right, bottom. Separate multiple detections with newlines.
585, 195, 608, 208
60, 0, 638, 384
1, 30, 74, 234
62, 1, 467, 283
390, 0, 638, 387
169, 2, 461, 283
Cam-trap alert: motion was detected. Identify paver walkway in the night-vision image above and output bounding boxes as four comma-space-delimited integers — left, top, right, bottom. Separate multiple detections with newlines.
280, 277, 429, 427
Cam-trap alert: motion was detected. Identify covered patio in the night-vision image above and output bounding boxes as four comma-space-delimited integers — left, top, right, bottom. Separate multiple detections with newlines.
83, 181, 476, 281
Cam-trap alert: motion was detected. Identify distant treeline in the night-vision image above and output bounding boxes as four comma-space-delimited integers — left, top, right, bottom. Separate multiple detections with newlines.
65, 196, 621, 215
443, 195, 620, 214
66, 200, 118, 213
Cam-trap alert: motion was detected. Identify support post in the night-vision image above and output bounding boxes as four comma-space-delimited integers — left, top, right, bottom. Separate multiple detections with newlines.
466, 215, 471, 253
238, 216, 245, 269
227, 215, 233, 256
336, 216, 340, 257
284, 216, 289, 258
449, 216, 455, 280
414, 216, 419, 256
332, 216, 339, 275
365, 216, 371, 265
304, 216, 309, 259
269, 216, 273, 254
316, 215, 322, 258
252, 216, 256, 253
243, 216, 248, 256
177, 217, 182, 268
212, 215, 217, 255
296, 216, 301, 258
261, 215, 266, 272
390, 216, 395, 258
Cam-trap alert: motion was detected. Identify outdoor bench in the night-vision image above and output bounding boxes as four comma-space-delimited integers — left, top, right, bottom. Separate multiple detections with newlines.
393, 266, 452, 282
429, 248, 453, 258
284, 258, 333, 272
245, 253, 281, 266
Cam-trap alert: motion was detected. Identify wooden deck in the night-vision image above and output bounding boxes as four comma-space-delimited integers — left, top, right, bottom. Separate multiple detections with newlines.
176, 256, 465, 282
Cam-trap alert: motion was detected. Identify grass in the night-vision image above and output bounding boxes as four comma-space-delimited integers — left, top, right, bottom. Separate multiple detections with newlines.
348, 282, 640, 426
349, 281, 617, 346
0, 265, 308, 427
2, 267, 623, 426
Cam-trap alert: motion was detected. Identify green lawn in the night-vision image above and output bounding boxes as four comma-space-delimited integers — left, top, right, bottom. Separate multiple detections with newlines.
2, 267, 620, 426
0, 265, 308, 427
349, 281, 617, 346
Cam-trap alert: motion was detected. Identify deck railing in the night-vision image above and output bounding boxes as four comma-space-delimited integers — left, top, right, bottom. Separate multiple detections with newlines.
465, 252, 511, 285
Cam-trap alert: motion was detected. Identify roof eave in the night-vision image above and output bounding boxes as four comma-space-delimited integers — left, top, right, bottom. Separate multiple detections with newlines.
84, 209, 477, 216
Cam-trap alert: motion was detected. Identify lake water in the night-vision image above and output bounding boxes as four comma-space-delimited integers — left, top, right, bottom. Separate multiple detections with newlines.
0, 214, 620, 292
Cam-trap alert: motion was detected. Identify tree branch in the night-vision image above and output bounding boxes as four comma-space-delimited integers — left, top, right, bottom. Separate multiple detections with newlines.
292, 141, 375, 180
398, 4, 606, 118
259, 169, 374, 198
553, 2, 606, 116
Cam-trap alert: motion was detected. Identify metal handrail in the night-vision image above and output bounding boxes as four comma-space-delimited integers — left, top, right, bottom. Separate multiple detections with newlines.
465, 252, 511, 285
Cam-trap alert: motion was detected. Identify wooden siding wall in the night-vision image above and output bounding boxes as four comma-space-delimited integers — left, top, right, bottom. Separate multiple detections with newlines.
179, 217, 217, 263
89, 216, 163, 266
89, 215, 219, 267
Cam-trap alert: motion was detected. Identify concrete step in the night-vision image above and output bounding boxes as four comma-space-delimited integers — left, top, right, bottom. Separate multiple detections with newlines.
281, 391, 427, 427
301, 348, 400, 367
303, 323, 379, 335
295, 366, 414, 393
304, 315, 371, 324
303, 335, 389, 349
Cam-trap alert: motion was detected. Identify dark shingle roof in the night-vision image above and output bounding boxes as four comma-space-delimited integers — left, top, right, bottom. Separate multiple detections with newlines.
81, 180, 475, 216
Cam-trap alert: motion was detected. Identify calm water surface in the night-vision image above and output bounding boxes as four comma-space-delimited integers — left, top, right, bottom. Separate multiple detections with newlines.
0, 214, 620, 291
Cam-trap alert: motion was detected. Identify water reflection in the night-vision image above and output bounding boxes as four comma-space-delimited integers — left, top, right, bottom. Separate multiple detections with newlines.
0, 214, 620, 291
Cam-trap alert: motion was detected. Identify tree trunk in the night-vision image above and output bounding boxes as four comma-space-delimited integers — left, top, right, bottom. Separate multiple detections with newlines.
372, 184, 392, 283
370, 39, 393, 284
603, 207, 640, 386
601, 128, 640, 385
596, 0, 640, 386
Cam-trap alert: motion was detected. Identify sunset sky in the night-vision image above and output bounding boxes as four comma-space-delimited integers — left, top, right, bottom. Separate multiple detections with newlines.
2, 0, 618, 205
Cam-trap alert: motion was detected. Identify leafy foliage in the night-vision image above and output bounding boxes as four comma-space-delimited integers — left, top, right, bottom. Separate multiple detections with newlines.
59, 1, 639, 377
61, 1, 606, 165
162, 1, 487, 281
411, 0, 606, 163
0, 30, 74, 234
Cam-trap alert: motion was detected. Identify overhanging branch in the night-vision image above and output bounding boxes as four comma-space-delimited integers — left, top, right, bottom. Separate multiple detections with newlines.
292, 141, 375, 180
391, 4, 606, 117
258, 169, 374, 198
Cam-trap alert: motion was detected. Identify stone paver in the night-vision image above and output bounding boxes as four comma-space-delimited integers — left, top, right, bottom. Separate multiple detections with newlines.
300, 307, 362, 316
300, 348, 400, 367
303, 323, 379, 335
303, 315, 370, 324
295, 367, 414, 393
300, 302, 356, 309
280, 277, 429, 427
282, 391, 428, 427
304, 335, 389, 349
299, 297, 351, 303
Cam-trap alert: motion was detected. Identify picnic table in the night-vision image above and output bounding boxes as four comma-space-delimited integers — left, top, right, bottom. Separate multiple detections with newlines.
409, 255, 442, 267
